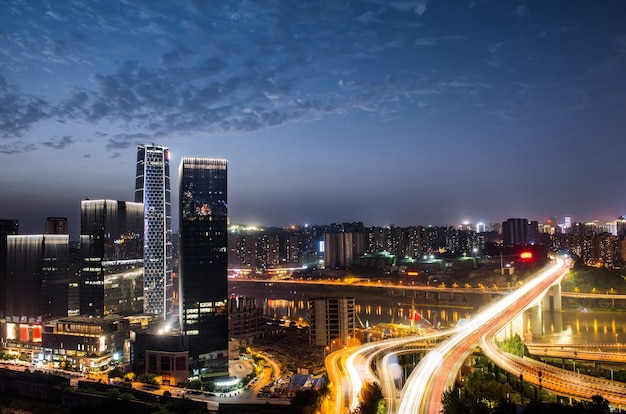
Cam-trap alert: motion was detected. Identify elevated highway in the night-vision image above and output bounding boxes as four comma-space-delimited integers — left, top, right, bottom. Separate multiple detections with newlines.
324, 258, 626, 413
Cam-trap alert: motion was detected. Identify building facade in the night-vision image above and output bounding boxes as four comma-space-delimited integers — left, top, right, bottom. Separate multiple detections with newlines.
308, 296, 356, 347
41, 316, 130, 372
45, 217, 68, 235
228, 295, 263, 344
135, 144, 173, 320
0, 219, 19, 318
5, 234, 70, 321
79, 199, 144, 317
179, 158, 229, 359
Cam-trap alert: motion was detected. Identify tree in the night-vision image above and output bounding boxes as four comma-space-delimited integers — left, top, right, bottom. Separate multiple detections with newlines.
354, 381, 385, 414
291, 389, 320, 414
137, 373, 159, 386
107, 366, 125, 379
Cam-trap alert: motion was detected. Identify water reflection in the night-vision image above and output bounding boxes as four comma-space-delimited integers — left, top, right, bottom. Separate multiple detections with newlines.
536, 309, 626, 345
232, 281, 626, 344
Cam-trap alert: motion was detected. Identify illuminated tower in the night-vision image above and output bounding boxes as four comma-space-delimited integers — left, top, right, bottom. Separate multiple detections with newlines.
179, 158, 228, 359
6, 234, 69, 319
79, 200, 144, 316
135, 144, 173, 320
0, 219, 19, 318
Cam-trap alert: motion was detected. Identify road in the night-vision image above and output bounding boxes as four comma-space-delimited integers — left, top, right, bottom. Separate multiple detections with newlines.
325, 257, 577, 413
396, 257, 571, 413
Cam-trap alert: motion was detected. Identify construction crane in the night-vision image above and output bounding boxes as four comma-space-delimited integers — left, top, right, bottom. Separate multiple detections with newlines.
355, 312, 367, 329
396, 296, 433, 332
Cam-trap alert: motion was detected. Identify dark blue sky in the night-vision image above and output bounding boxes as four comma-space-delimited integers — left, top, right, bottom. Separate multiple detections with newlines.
1, 0, 626, 238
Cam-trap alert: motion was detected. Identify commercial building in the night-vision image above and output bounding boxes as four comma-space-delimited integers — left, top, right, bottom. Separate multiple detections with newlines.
129, 328, 189, 386
0, 219, 19, 318
5, 234, 70, 321
179, 158, 229, 360
79, 199, 143, 317
45, 217, 68, 235
41, 316, 129, 372
135, 144, 173, 320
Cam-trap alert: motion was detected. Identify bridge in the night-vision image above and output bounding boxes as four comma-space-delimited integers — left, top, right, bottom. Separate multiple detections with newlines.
323, 257, 626, 413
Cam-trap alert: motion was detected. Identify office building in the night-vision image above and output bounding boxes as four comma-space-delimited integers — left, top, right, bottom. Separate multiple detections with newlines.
79, 199, 143, 316
0, 219, 18, 318
308, 296, 356, 347
135, 144, 173, 320
179, 157, 228, 359
45, 217, 68, 235
5, 234, 69, 320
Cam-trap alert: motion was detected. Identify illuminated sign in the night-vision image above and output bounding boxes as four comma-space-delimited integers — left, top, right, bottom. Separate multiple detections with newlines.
407, 271, 419, 276
520, 251, 533, 260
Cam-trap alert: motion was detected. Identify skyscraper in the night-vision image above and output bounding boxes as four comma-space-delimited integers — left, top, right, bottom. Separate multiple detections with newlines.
179, 158, 228, 359
79, 199, 144, 316
6, 234, 69, 320
0, 219, 18, 318
135, 144, 173, 320
45, 217, 68, 235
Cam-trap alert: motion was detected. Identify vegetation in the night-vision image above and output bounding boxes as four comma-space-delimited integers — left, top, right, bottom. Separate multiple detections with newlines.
495, 333, 528, 358
561, 266, 626, 294
352, 381, 385, 414
288, 374, 330, 414
137, 373, 160, 386
440, 366, 615, 414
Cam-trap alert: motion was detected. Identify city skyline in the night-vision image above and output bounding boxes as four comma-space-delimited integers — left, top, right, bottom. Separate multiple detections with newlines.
2, 1, 626, 236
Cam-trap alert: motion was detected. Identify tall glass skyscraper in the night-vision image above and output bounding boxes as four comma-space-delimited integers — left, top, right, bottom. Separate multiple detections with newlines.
135, 144, 173, 320
80, 200, 144, 316
179, 158, 228, 359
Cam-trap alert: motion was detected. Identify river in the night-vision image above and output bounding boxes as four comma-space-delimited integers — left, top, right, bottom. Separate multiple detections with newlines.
229, 280, 626, 346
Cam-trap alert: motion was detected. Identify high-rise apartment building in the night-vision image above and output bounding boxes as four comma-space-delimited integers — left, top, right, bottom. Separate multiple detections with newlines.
308, 296, 356, 347
502, 218, 539, 246
179, 158, 228, 359
135, 144, 173, 320
79, 199, 144, 316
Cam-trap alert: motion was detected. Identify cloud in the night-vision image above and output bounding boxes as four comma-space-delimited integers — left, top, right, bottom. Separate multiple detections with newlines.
415, 37, 437, 46
516, 5, 529, 18
373, 0, 428, 15
415, 35, 465, 46
0, 141, 37, 154
42, 136, 75, 149
105, 134, 150, 151
0, 76, 51, 139
0, 1, 471, 147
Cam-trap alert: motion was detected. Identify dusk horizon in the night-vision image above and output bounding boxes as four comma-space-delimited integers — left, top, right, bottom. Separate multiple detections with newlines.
2, 1, 626, 237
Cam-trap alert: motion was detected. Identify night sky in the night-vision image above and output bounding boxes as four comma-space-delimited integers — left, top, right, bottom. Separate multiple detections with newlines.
1, 1, 626, 239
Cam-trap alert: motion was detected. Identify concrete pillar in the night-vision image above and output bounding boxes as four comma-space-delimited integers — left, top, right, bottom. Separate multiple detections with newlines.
552, 283, 562, 311
531, 304, 543, 336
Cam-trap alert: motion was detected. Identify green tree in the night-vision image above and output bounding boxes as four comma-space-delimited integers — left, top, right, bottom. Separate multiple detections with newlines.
107, 366, 125, 379
354, 381, 385, 414
137, 373, 159, 386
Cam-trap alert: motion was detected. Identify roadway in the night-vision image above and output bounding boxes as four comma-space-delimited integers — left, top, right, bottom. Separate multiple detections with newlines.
325, 258, 576, 413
